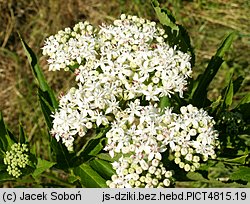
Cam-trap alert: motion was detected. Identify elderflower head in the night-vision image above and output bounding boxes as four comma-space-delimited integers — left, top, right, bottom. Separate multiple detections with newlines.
3, 143, 30, 178
104, 100, 169, 159
45, 14, 193, 150
42, 21, 97, 71
107, 155, 174, 188
164, 104, 219, 171
105, 102, 219, 175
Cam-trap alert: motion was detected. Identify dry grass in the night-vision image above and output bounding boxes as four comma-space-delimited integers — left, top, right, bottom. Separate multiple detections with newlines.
0, 0, 249, 147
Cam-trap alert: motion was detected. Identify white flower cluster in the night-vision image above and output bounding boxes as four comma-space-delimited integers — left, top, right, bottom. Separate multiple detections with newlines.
50, 83, 117, 151
107, 155, 174, 188
3, 143, 30, 178
105, 102, 219, 187
166, 104, 219, 171
43, 14, 192, 150
42, 14, 220, 188
42, 21, 96, 71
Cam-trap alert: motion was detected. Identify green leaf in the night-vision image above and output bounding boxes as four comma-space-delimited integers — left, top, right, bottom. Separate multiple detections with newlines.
77, 127, 110, 161
159, 96, 171, 111
19, 124, 27, 144
222, 77, 234, 109
0, 113, 14, 151
73, 163, 107, 187
68, 174, 80, 184
0, 171, 15, 182
0, 112, 9, 151
38, 89, 54, 129
235, 93, 250, 121
152, 0, 195, 66
186, 172, 208, 182
224, 154, 248, 164
19, 34, 58, 109
216, 33, 237, 58
96, 153, 122, 162
237, 93, 250, 106
49, 135, 73, 170
232, 76, 244, 95
38, 89, 73, 169
151, 0, 179, 32
191, 32, 236, 107
230, 167, 250, 182
210, 95, 222, 113
90, 158, 115, 180
0, 162, 6, 171
88, 138, 106, 156
32, 158, 56, 178
19, 35, 72, 169
7, 129, 17, 144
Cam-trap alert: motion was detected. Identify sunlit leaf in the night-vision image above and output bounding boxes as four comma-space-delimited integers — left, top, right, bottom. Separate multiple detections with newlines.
73, 163, 107, 187
90, 158, 115, 180
151, 0, 179, 32
32, 158, 56, 178
19, 34, 58, 109
191, 32, 236, 107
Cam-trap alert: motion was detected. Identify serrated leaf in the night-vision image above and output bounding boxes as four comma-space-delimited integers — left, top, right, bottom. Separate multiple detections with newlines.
230, 167, 250, 182
151, 0, 179, 32
73, 163, 107, 188
32, 158, 56, 178
152, 0, 195, 66
19, 34, 58, 109
191, 32, 236, 107
90, 158, 115, 180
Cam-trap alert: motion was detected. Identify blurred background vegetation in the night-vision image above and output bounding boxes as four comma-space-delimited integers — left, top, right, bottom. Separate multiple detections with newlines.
0, 0, 249, 160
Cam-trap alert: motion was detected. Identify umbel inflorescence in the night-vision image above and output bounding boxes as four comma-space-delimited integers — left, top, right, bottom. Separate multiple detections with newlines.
43, 14, 192, 150
42, 14, 219, 188
3, 143, 30, 178
105, 102, 219, 187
